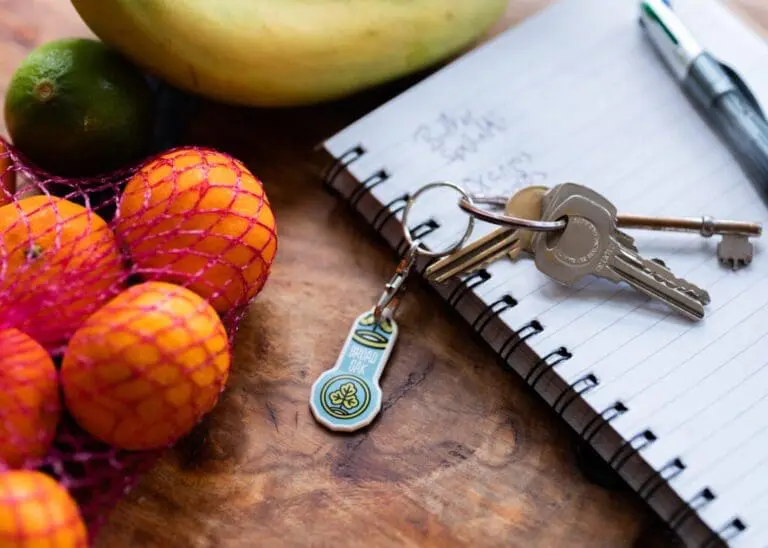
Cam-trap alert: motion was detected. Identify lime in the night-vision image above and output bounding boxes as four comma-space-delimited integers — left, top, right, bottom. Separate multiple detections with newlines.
4, 38, 155, 177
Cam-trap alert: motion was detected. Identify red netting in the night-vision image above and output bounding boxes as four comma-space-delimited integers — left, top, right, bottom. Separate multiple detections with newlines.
0, 135, 278, 545
0, 470, 88, 547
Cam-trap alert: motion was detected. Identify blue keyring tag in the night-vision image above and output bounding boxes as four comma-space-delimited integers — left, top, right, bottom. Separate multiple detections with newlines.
309, 307, 398, 432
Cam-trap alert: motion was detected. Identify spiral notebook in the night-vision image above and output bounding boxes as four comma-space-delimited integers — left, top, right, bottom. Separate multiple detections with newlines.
319, 0, 768, 546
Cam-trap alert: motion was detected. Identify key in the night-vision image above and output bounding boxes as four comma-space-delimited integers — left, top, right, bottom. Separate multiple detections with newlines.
503, 185, 548, 260
426, 183, 636, 283
539, 183, 710, 305
718, 234, 754, 270
614, 213, 761, 270
423, 225, 518, 283
451, 184, 554, 269
530, 183, 710, 321
540, 183, 761, 270
539, 182, 640, 253
424, 185, 548, 283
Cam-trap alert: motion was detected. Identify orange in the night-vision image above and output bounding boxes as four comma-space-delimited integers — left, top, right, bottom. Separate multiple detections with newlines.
0, 470, 87, 547
0, 328, 60, 469
60, 281, 231, 451
115, 147, 277, 313
0, 141, 16, 207
0, 195, 126, 351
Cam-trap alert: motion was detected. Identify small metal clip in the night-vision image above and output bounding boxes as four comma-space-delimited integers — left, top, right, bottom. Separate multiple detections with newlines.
373, 243, 419, 323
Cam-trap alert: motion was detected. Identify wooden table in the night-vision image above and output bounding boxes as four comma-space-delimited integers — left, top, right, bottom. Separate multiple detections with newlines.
2, 1, 767, 547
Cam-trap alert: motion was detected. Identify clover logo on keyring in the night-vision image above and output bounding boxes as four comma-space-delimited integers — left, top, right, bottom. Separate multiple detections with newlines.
320, 374, 371, 420
329, 382, 358, 412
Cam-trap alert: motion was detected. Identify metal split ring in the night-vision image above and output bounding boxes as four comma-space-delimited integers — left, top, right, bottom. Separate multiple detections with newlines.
458, 196, 566, 232
379, 180, 479, 322
401, 181, 476, 258
464, 194, 510, 208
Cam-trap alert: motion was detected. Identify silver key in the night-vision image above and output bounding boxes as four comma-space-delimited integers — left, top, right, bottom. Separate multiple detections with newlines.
539, 183, 710, 305
531, 183, 710, 321
427, 183, 647, 284
540, 182, 639, 253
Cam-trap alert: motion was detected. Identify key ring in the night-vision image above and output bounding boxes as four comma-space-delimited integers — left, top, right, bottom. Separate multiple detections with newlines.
374, 180, 477, 322
465, 194, 510, 208
458, 196, 566, 232
400, 181, 476, 258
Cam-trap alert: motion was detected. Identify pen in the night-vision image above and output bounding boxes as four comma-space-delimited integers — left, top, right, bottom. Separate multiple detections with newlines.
639, 0, 768, 202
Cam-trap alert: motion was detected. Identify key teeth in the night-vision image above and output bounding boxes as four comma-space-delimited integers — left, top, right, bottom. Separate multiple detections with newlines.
645, 257, 711, 306
719, 256, 751, 271
716, 234, 755, 271
699, 289, 712, 305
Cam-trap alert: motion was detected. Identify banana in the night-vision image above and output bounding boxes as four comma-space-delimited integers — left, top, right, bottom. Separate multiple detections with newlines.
70, 0, 508, 107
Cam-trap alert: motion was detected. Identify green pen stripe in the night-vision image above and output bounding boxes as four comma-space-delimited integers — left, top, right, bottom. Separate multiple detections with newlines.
642, 3, 679, 45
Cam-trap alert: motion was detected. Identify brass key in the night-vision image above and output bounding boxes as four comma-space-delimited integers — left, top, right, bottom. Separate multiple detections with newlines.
504, 185, 549, 260
425, 185, 548, 283
614, 214, 762, 270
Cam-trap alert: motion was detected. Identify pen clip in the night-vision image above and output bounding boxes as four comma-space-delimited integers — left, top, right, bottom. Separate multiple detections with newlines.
719, 61, 766, 119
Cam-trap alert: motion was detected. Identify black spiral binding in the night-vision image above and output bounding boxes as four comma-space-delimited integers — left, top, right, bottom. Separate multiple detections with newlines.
396, 218, 440, 256
552, 373, 598, 416
446, 270, 492, 307
321, 144, 365, 196
703, 519, 746, 548
372, 193, 410, 233
638, 458, 686, 501
581, 401, 628, 443
608, 430, 746, 545
350, 169, 390, 208
669, 488, 716, 531
472, 295, 518, 335
499, 320, 543, 362
524, 347, 572, 391
321, 146, 747, 547
608, 429, 657, 472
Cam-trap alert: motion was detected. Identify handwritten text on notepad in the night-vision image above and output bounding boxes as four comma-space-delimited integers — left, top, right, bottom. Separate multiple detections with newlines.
413, 109, 507, 164
462, 151, 549, 195
412, 110, 548, 195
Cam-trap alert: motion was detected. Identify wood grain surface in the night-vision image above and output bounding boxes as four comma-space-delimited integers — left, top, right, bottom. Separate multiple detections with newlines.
1, 1, 766, 547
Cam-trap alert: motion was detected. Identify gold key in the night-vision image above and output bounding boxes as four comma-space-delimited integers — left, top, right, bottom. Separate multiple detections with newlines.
425, 185, 548, 283
503, 185, 548, 259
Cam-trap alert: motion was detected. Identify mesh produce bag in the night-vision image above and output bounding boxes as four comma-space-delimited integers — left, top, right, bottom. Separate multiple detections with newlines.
0, 135, 277, 542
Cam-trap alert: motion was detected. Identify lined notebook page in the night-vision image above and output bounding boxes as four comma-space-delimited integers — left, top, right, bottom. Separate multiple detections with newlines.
323, 0, 768, 544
